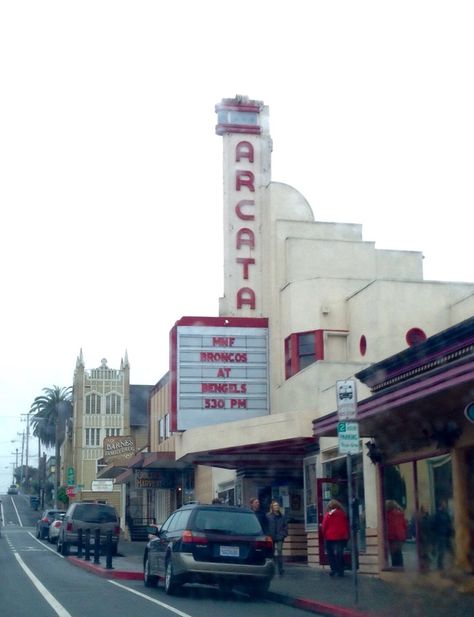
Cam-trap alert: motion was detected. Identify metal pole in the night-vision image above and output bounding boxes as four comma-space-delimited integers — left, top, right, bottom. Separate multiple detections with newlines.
346, 453, 358, 605
25, 413, 30, 491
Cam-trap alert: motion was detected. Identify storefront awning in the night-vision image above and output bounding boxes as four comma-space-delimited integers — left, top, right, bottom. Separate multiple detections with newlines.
178, 436, 316, 471
313, 320, 474, 459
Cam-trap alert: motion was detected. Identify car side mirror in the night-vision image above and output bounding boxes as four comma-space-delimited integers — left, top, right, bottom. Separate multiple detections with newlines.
146, 525, 160, 536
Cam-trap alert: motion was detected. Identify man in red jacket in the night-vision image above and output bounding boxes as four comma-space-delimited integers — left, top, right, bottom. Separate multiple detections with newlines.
322, 499, 350, 577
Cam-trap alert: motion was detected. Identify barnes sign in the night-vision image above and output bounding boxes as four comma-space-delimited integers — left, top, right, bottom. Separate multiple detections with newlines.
103, 435, 136, 464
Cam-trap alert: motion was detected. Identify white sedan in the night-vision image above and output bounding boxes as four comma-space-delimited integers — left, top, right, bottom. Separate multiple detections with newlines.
48, 513, 65, 543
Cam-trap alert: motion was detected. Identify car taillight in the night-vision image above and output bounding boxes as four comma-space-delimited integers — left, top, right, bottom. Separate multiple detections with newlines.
181, 530, 208, 544
254, 536, 273, 550
114, 526, 120, 535
42, 517, 49, 523
66, 522, 73, 532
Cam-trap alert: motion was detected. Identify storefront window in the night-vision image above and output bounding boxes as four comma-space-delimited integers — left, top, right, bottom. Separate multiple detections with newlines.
382, 454, 453, 572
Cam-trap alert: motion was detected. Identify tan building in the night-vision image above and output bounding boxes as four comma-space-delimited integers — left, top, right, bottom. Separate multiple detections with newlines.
64, 352, 151, 520
100, 95, 474, 578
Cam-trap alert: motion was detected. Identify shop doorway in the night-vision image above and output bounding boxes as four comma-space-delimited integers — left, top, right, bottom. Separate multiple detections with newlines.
382, 454, 453, 572
318, 454, 366, 567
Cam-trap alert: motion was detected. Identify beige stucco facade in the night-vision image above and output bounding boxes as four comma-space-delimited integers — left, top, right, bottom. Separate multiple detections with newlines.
88, 96, 474, 580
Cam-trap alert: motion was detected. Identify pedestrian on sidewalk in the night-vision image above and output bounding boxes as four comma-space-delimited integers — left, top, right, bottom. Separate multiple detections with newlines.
385, 499, 408, 568
432, 499, 453, 570
249, 497, 269, 533
266, 500, 288, 576
321, 499, 349, 577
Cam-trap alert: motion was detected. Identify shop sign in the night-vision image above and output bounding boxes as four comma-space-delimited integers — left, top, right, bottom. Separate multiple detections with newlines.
135, 470, 175, 489
91, 479, 113, 492
103, 435, 136, 464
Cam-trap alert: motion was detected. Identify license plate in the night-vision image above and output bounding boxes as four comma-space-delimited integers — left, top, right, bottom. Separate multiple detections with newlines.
220, 545, 239, 557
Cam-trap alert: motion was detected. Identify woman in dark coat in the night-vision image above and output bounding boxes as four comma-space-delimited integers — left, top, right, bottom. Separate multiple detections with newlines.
266, 500, 288, 575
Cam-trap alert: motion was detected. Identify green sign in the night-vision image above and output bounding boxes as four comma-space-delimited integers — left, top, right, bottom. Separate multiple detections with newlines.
337, 421, 360, 454
67, 467, 75, 486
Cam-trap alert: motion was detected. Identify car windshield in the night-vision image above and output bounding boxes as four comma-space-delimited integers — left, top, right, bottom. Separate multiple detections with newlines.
193, 510, 262, 536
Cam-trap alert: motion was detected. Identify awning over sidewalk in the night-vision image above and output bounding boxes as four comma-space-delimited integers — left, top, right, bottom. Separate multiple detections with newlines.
178, 436, 316, 471
313, 317, 474, 458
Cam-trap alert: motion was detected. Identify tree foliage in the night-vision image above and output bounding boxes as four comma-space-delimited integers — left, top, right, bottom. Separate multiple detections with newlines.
30, 385, 73, 448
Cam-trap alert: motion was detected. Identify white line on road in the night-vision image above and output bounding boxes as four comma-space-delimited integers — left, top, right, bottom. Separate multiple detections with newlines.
10, 497, 23, 526
27, 530, 65, 557
14, 552, 73, 617
109, 580, 194, 617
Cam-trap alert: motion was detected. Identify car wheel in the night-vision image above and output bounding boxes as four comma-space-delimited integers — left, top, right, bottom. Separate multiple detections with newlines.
143, 556, 158, 588
36, 528, 40, 539
164, 558, 179, 595
56, 537, 62, 552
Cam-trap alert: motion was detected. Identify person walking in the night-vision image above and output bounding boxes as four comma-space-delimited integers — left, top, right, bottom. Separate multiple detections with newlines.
321, 499, 349, 577
249, 497, 268, 533
266, 500, 288, 576
385, 500, 408, 568
432, 499, 453, 570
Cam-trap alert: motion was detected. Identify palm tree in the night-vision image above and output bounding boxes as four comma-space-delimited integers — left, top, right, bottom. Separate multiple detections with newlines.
30, 385, 72, 506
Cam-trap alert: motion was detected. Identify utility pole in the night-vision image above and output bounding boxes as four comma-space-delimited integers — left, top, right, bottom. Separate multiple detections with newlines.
25, 412, 30, 491
18, 432, 25, 482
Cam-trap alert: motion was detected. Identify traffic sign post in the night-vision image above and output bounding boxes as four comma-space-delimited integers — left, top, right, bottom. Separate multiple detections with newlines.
335, 381, 359, 605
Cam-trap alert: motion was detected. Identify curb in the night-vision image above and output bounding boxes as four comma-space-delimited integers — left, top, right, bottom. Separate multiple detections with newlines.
268, 592, 378, 617
67, 556, 144, 580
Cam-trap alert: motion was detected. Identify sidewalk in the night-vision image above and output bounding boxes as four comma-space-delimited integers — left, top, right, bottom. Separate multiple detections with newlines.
67, 540, 474, 617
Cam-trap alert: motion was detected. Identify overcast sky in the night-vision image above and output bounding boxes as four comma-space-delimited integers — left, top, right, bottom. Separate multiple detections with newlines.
1, 1, 473, 491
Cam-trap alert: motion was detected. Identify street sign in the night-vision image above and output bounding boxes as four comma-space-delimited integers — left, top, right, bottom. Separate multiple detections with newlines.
336, 379, 357, 419
337, 421, 360, 454
66, 486, 75, 498
67, 467, 75, 486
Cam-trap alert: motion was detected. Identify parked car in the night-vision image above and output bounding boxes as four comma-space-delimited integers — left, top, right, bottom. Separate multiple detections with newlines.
143, 503, 275, 596
36, 509, 64, 539
57, 501, 120, 555
7, 485, 18, 495
48, 512, 65, 543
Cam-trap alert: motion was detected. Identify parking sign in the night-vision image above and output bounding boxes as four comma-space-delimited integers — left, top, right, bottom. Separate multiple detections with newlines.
337, 421, 360, 454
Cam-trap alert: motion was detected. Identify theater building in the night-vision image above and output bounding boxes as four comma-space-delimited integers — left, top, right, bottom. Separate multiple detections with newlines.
99, 96, 474, 574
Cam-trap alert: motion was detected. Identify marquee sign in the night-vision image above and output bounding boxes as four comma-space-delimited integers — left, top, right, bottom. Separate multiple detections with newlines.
170, 316, 269, 431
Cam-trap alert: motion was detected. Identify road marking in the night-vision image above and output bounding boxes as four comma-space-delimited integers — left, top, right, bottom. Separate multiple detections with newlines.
109, 580, 194, 617
10, 497, 23, 526
14, 552, 73, 617
27, 531, 65, 557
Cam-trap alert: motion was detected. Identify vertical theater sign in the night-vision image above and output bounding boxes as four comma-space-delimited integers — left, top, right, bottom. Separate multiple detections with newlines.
170, 97, 271, 432
215, 96, 269, 316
